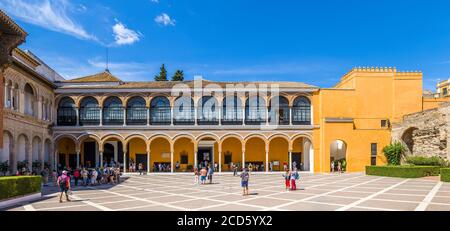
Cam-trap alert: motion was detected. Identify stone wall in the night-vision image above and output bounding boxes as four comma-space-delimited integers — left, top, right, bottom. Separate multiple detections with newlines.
392, 102, 450, 160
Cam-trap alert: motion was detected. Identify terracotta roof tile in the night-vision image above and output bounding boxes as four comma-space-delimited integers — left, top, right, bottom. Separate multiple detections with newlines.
65, 71, 122, 83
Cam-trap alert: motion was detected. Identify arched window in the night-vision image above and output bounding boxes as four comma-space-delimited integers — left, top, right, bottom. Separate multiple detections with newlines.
173, 96, 194, 125
222, 96, 243, 125
57, 97, 77, 126
126, 96, 147, 125
292, 96, 311, 125
79, 97, 100, 126
245, 96, 266, 125
24, 83, 35, 116
269, 96, 290, 125
103, 96, 124, 125
197, 96, 219, 125
150, 96, 171, 125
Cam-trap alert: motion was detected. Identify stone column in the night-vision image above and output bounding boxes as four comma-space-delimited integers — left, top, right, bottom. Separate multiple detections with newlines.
123, 107, 127, 126
242, 107, 246, 125
123, 150, 127, 173
242, 149, 245, 171
194, 149, 198, 170
147, 149, 151, 173
99, 109, 103, 126
100, 151, 104, 168
289, 107, 293, 125
289, 151, 292, 171
76, 150, 80, 169
265, 150, 269, 173
75, 107, 80, 126
146, 107, 150, 126
218, 149, 222, 173
170, 150, 174, 173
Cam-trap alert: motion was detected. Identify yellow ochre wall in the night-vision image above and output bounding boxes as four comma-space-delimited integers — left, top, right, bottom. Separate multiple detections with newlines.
314, 69, 423, 172
221, 137, 243, 171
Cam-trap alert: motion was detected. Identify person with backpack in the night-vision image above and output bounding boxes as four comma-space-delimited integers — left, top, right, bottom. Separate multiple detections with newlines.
290, 168, 299, 190
81, 168, 88, 186
240, 168, 250, 196
57, 171, 71, 203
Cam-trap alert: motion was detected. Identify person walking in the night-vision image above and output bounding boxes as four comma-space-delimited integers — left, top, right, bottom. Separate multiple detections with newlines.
337, 161, 342, 173
331, 161, 335, 173
207, 165, 214, 184
240, 168, 250, 196
283, 170, 291, 190
138, 163, 143, 175
57, 171, 71, 203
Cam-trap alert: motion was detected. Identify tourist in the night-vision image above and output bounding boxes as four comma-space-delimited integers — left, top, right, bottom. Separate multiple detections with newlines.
269, 162, 273, 172
331, 161, 335, 173
73, 168, 80, 186
81, 168, 88, 186
138, 163, 143, 175
194, 167, 199, 185
52, 170, 58, 185
91, 168, 98, 186
57, 170, 71, 203
200, 167, 207, 184
41, 167, 49, 186
176, 161, 180, 171
290, 168, 299, 190
240, 168, 250, 196
337, 161, 342, 172
283, 170, 291, 190
208, 165, 214, 184
283, 162, 288, 171
292, 161, 297, 170
214, 162, 218, 171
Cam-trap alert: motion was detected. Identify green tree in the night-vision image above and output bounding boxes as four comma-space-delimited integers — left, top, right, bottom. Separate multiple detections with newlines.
172, 70, 184, 81
154, 64, 168, 81
382, 141, 406, 166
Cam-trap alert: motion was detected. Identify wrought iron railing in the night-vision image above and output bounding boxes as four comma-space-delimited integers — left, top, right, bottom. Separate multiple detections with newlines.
126, 107, 147, 125
222, 107, 244, 125
150, 106, 172, 125
173, 107, 195, 125
57, 107, 77, 126
245, 106, 267, 125
269, 106, 290, 125
197, 109, 219, 125
79, 107, 101, 126
103, 107, 124, 125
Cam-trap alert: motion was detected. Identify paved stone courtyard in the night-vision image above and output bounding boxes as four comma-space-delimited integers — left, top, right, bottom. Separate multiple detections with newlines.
5, 173, 450, 211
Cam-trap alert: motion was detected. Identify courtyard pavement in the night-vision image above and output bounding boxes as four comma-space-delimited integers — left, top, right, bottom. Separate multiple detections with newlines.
4, 172, 450, 211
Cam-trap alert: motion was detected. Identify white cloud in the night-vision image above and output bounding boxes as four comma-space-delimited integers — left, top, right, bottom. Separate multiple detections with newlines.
0, 0, 97, 41
112, 19, 141, 46
150, 0, 159, 3
155, 13, 176, 26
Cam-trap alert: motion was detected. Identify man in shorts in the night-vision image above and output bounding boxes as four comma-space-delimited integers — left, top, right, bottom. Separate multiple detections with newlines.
240, 168, 250, 196
57, 170, 71, 203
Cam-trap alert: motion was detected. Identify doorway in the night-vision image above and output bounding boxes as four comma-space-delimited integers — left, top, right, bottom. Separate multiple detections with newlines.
197, 147, 213, 169
103, 143, 114, 166
83, 142, 96, 168
135, 154, 148, 171
292, 152, 302, 171
68, 154, 77, 169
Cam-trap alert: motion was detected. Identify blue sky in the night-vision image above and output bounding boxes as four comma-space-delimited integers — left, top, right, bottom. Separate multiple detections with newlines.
1, 0, 450, 89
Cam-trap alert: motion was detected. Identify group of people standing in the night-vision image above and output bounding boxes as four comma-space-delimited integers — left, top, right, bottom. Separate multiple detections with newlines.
194, 165, 215, 184
283, 168, 300, 190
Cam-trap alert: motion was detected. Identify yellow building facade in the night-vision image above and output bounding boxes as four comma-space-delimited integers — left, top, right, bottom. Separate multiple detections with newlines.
50, 67, 438, 173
